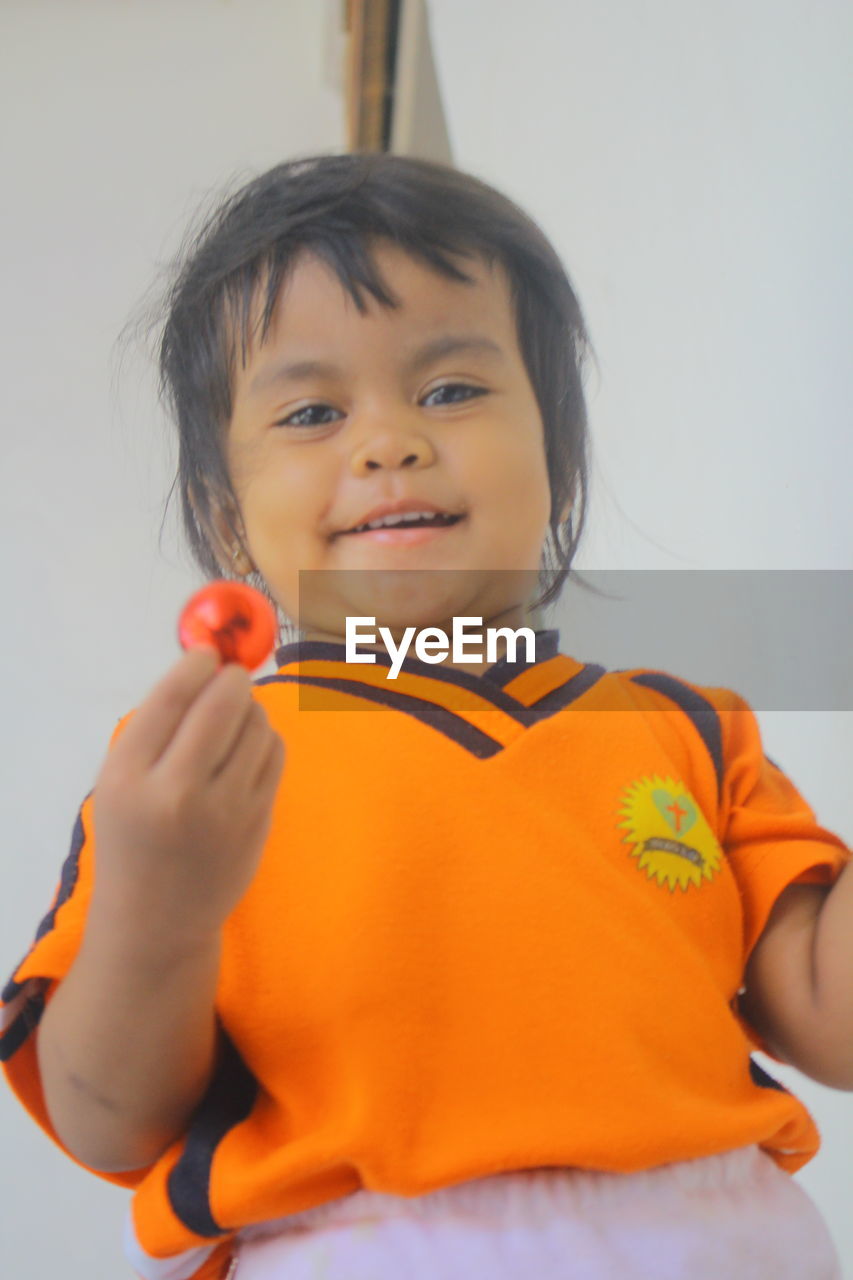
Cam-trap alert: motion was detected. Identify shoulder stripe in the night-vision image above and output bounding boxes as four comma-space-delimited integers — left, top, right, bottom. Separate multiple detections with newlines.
1, 804, 88, 1004
0, 981, 46, 1062
35, 807, 87, 942
628, 673, 724, 797
529, 663, 606, 713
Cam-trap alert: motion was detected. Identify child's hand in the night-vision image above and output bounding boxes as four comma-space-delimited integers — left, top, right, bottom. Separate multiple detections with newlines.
90, 648, 285, 945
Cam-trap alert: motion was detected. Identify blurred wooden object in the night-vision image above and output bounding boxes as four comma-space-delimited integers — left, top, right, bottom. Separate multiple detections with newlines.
345, 0, 400, 151
343, 0, 453, 161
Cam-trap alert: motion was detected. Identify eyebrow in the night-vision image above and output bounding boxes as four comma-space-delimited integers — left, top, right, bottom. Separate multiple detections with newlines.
246, 334, 506, 397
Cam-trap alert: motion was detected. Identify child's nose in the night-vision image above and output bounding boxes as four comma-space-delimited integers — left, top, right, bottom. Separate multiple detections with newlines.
348, 429, 436, 475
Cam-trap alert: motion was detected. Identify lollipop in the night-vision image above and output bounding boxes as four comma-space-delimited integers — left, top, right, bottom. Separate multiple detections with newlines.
178, 582, 277, 671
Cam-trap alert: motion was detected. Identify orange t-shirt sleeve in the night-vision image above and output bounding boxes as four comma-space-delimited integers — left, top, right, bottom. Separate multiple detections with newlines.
714, 689, 851, 1058
0, 715, 151, 1189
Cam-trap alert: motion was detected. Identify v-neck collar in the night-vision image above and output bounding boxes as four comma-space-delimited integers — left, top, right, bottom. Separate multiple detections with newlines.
258, 629, 608, 758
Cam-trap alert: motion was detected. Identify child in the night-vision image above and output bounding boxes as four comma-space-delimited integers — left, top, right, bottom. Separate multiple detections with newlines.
1, 153, 850, 1280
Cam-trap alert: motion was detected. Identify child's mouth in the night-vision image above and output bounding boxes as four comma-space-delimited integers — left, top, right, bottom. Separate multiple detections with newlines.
339, 514, 465, 546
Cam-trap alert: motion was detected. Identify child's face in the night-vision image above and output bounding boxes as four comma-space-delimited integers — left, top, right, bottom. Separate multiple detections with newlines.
223, 242, 555, 644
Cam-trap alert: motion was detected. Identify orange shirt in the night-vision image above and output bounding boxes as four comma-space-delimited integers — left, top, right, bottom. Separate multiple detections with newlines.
2, 630, 850, 1280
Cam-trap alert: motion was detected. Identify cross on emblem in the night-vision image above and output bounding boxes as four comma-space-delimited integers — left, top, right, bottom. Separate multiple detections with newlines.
666, 799, 688, 832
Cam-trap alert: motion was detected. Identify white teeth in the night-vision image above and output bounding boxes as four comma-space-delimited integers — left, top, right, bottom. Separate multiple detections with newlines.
355, 510, 445, 532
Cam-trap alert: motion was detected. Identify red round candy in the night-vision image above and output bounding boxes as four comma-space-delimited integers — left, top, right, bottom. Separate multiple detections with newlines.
178, 582, 278, 671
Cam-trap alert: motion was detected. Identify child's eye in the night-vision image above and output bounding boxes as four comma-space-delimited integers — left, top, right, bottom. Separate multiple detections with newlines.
272, 384, 484, 430
275, 404, 342, 428
421, 383, 488, 407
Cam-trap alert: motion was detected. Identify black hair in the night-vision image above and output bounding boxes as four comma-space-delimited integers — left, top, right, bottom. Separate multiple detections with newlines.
155, 152, 597, 622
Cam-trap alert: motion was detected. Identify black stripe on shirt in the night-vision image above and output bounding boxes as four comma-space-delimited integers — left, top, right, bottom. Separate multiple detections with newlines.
2, 805, 87, 1008
167, 1026, 259, 1238
628, 673, 724, 798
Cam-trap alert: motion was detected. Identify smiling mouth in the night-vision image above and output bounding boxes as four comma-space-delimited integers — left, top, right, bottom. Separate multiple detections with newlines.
335, 513, 466, 545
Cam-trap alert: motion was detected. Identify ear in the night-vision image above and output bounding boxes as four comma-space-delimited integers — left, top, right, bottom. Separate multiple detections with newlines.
189, 483, 255, 577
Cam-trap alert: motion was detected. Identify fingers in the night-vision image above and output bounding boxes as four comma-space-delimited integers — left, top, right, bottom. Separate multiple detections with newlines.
164, 662, 258, 779
109, 647, 283, 792
115, 649, 222, 769
249, 725, 286, 800
212, 700, 281, 787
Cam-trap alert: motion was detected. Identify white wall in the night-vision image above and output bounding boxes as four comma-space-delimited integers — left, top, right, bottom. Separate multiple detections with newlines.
0, 2, 344, 1275
426, 0, 853, 1271
2, 0, 851, 1274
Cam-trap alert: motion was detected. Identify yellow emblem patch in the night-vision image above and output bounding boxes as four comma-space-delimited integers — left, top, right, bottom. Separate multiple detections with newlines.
618, 775, 723, 892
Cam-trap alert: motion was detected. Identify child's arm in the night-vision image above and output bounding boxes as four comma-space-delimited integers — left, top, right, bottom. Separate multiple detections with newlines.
813, 858, 853, 1079
741, 874, 853, 1091
35, 648, 284, 1172
36, 909, 222, 1172
705, 687, 851, 1089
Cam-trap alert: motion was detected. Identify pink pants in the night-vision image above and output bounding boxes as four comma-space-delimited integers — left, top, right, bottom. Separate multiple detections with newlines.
228, 1145, 842, 1279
